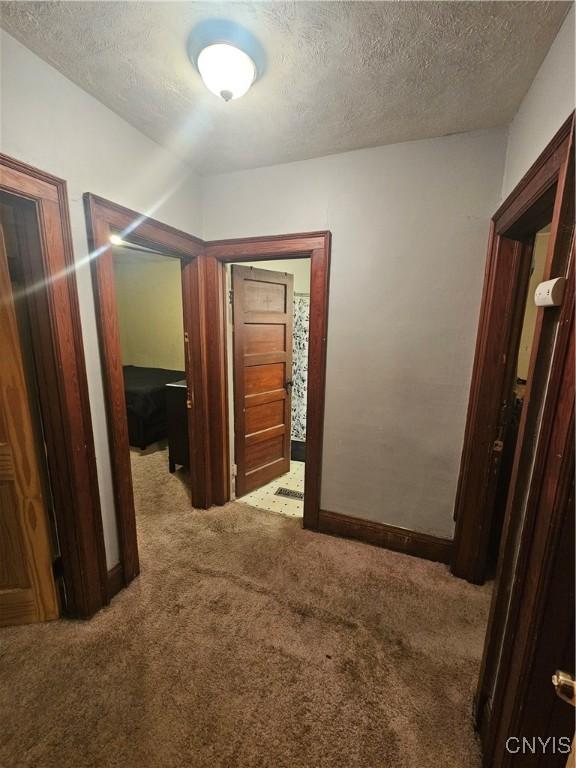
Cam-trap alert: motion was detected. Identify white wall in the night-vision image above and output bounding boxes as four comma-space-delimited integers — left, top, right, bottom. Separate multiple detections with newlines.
0, 31, 202, 567
501, 6, 575, 200
202, 128, 507, 538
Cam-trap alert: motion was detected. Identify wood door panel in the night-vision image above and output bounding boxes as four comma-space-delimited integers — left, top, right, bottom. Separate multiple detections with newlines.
245, 435, 285, 471
245, 400, 285, 434
0, 480, 30, 588
233, 265, 293, 497
244, 279, 287, 313
244, 323, 286, 355
244, 390, 288, 408
0, 225, 59, 626
245, 459, 287, 494
245, 362, 286, 396
246, 424, 286, 447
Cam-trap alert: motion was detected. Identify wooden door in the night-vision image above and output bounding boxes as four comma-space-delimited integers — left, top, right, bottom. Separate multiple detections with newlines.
232, 265, 293, 497
0, 222, 59, 626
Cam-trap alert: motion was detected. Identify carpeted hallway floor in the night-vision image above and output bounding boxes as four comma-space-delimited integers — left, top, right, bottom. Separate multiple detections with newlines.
0, 447, 491, 768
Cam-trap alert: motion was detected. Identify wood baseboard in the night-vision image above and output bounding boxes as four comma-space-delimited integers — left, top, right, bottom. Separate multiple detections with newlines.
317, 509, 453, 564
106, 563, 124, 601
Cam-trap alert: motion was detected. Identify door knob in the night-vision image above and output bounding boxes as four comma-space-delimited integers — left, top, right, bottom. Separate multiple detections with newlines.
552, 670, 576, 706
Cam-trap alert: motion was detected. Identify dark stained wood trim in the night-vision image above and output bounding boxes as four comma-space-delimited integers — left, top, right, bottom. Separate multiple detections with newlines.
204, 231, 328, 260
318, 510, 453, 564
203, 232, 331, 531
0, 154, 107, 618
492, 314, 574, 767
83, 194, 210, 590
493, 113, 573, 236
106, 563, 124, 601
451, 233, 535, 583
475, 125, 575, 765
203, 253, 230, 504
452, 113, 574, 584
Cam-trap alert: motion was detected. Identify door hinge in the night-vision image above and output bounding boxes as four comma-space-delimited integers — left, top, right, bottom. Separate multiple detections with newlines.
184, 331, 189, 343
229, 289, 234, 304
493, 422, 505, 453
232, 463, 238, 478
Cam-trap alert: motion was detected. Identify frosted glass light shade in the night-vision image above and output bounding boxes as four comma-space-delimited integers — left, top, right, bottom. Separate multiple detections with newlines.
197, 43, 256, 101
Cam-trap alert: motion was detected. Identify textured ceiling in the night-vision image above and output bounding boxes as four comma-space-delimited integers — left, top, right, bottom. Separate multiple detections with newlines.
0, 1, 571, 175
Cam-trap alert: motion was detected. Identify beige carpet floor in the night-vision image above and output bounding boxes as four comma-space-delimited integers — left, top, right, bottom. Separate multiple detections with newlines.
0, 447, 491, 768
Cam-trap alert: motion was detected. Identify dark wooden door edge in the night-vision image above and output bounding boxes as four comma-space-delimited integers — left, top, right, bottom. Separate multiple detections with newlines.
451, 112, 575, 584
203, 232, 331, 532
83, 194, 210, 590
318, 509, 453, 564
0, 154, 107, 618
106, 563, 124, 601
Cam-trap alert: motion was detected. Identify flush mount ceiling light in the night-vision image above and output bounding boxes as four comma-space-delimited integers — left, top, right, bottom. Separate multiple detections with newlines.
188, 20, 265, 103
197, 42, 256, 101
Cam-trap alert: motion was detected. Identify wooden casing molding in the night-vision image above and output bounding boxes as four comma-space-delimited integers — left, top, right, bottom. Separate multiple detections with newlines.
203, 232, 331, 531
0, 155, 107, 617
83, 194, 209, 588
451, 113, 575, 584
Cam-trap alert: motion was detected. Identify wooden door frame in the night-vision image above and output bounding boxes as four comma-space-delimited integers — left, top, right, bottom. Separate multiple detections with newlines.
0, 154, 107, 618
83, 194, 210, 590
474, 116, 575, 765
451, 113, 574, 584
203, 232, 331, 530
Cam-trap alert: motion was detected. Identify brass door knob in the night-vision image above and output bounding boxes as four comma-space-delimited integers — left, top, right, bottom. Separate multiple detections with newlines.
552, 670, 576, 706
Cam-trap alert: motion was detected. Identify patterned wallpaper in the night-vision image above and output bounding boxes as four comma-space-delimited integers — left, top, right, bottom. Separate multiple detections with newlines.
291, 295, 309, 441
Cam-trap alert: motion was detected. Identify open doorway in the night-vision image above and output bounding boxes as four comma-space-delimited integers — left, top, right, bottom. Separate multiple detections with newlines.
485, 222, 550, 575
203, 231, 330, 530
84, 194, 209, 591
226, 258, 310, 518
111, 239, 190, 520
112, 242, 186, 456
